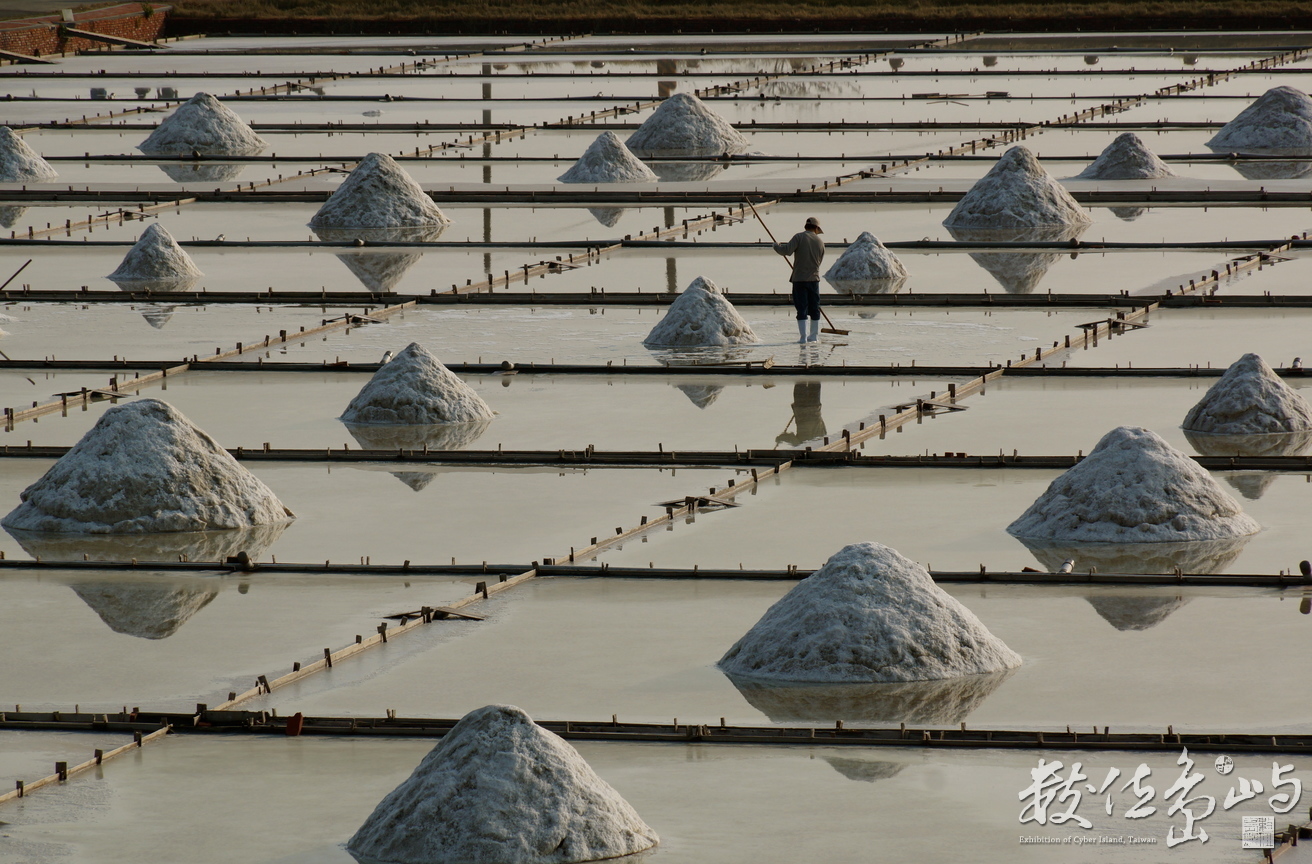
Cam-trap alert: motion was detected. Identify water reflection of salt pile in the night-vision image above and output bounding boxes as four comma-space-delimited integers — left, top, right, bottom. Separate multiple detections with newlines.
155, 160, 246, 184
313, 225, 445, 293
346, 421, 492, 491
587, 207, 626, 228
946, 224, 1085, 294
0, 205, 26, 229
70, 578, 220, 639
1085, 593, 1191, 632
823, 757, 907, 783
729, 669, 1014, 725
1018, 534, 1250, 576
7, 521, 289, 563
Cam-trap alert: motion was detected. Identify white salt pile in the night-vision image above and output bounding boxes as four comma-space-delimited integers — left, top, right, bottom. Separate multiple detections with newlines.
310, 152, 451, 229
943, 146, 1092, 229
1207, 86, 1312, 151
643, 276, 759, 348
1007, 426, 1260, 543
340, 343, 494, 426
1076, 132, 1176, 180
1, 399, 294, 534
0, 126, 57, 182
107, 223, 203, 285
718, 542, 1022, 683
138, 93, 268, 155
624, 92, 748, 156
558, 131, 658, 183
823, 232, 908, 293
1182, 353, 1312, 435
347, 704, 658, 864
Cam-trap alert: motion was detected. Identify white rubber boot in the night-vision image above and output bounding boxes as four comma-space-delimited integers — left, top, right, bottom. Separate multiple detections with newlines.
808, 318, 820, 342
796, 320, 808, 343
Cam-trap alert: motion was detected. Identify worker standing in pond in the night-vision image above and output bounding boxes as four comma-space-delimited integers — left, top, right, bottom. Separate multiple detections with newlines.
773, 216, 825, 343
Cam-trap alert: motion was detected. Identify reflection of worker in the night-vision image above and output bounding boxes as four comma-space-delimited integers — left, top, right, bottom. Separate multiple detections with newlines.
776, 381, 827, 446
773, 216, 825, 343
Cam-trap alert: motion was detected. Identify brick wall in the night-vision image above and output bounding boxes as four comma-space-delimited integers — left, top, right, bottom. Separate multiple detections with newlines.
0, 3, 170, 58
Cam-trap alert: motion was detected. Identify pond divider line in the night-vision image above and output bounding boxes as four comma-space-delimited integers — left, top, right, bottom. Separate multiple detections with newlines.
6, 711, 1312, 756
0, 360, 1299, 378
0, 445, 1308, 473
0, 300, 415, 428
0, 724, 170, 807
0, 556, 1305, 587
5, 289, 1312, 310
209, 566, 540, 711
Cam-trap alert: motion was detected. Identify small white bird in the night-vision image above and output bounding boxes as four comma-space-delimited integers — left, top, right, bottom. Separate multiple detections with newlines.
380, 350, 393, 365
1058, 559, 1075, 574
215, 234, 225, 242
1293, 357, 1303, 370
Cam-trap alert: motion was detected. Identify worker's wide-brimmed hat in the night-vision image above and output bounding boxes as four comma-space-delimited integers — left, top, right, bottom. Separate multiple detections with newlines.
805, 217, 823, 232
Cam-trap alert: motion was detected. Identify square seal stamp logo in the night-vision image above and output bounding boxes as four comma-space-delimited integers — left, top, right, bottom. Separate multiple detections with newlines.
1241, 815, 1275, 849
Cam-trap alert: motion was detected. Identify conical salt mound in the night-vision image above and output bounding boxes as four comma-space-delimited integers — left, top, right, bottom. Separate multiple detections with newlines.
943, 146, 1092, 229
1007, 426, 1260, 543
340, 343, 494, 426
138, 93, 268, 156
310, 153, 450, 230
823, 232, 908, 293
643, 276, 759, 347
107, 224, 203, 284
0, 126, 57, 182
624, 93, 749, 156
718, 542, 1022, 683
558, 132, 658, 183
346, 704, 659, 864
1207, 86, 1312, 151
1182, 353, 1312, 435
1, 399, 295, 534
1076, 133, 1176, 180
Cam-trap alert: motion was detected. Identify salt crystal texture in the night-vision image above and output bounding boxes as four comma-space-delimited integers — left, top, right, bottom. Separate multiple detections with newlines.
0, 126, 57, 182
558, 132, 657, 183
1075, 133, 1176, 179
138, 93, 268, 156
718, 542, 1022, 683
346, 704, 658, 864
943, 146, 1092, 228
107, 223, 203, 286
1, 399, 294, 534
823, 232, 908, 294
1182, 353, 1312, 435
340, 343, 494, 426
624, 93, 748, 157
310, 153, 451, 229
1007, 426, 1260, 543
1207, 86, 1312, 151
643, 276, 759, 347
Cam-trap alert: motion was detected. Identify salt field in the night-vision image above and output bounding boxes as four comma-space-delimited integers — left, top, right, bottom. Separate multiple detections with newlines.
4, 21, 1312, 864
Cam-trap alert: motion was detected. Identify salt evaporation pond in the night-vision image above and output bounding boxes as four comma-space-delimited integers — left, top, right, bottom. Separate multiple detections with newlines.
252, 575, 1312, 734
1, 735, 1292, 864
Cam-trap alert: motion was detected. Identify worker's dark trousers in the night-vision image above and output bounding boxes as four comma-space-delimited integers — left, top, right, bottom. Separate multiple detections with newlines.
791, 281, 821, 320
